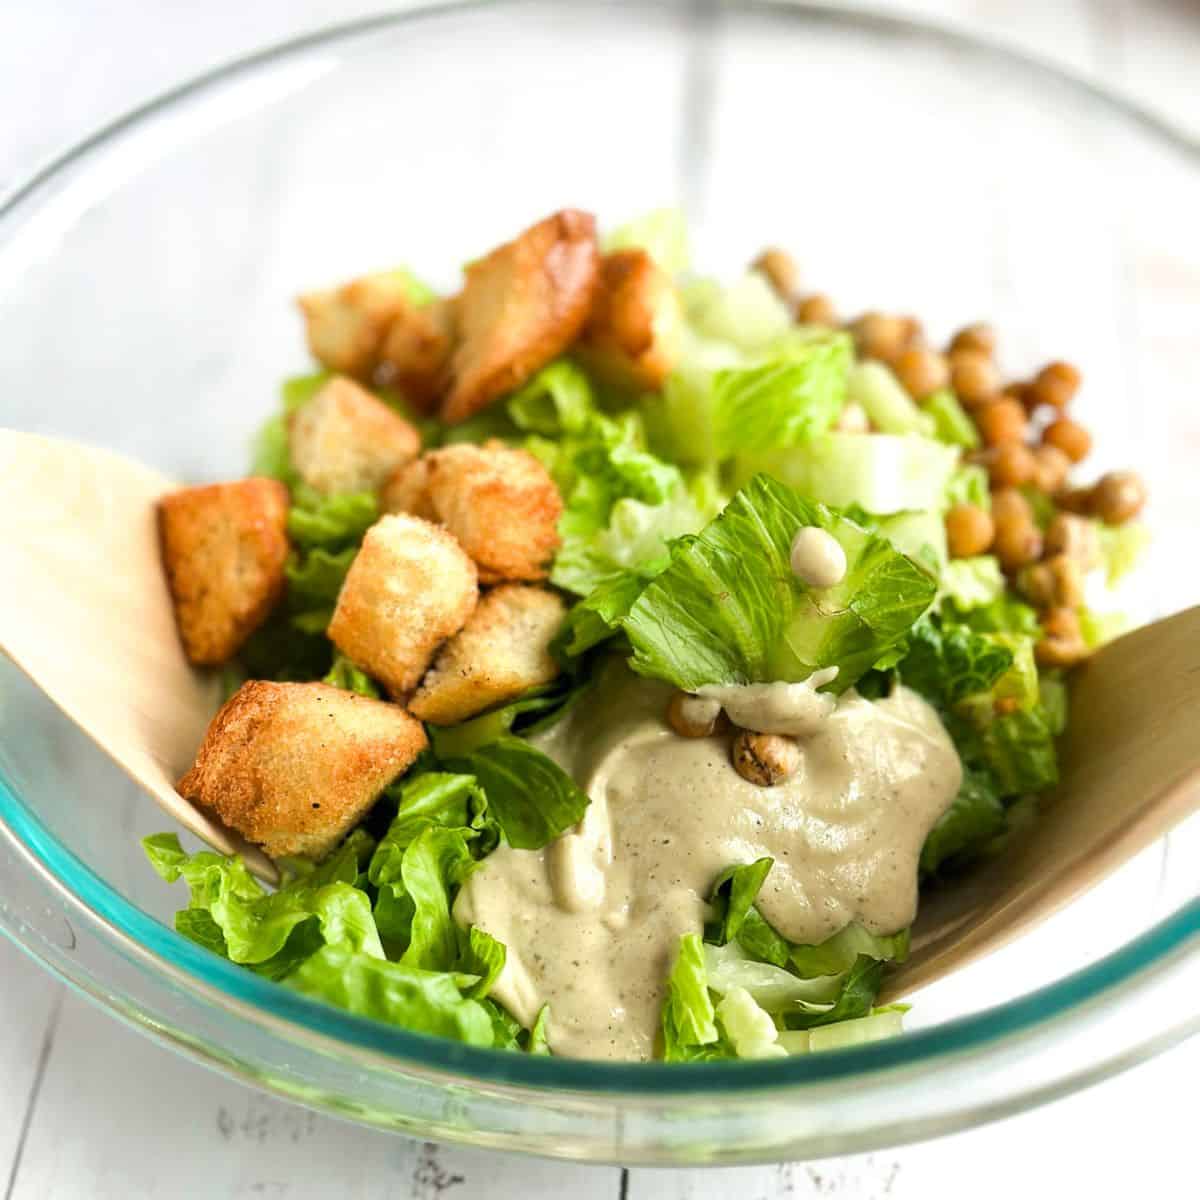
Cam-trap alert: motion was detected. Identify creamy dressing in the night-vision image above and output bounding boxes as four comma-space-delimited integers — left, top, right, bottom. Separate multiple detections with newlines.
789, 526, 847, 588
453, 664, 961, 1061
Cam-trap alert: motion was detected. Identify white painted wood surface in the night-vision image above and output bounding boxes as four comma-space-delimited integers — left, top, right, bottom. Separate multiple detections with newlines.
2, 1, 1198, 1196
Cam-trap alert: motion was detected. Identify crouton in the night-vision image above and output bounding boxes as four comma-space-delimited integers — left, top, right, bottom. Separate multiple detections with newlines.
378, 456, 437, 521
178, 681, 426, 860
288, 375, 420, 496
327, 513, 478, 696
377, 296, 456, 412
409, 585, 566, 725
159, 478, 290, 666
577, 248, 683, 391
443, 209, 599, 424
380, 441, 562, 583
297, 271, 417, 379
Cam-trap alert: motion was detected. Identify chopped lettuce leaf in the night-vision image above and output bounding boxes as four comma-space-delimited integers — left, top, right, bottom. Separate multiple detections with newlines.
715, 988, 786, 1059
703, 941, 842, 1011
392, 826, 477, 971
552, 564, 663, 660
705, 858, 774, 946
789, 924, 909, 979
283, 545, 356, 632
604, 208, 690, 275
683, 272, 793, 351
945, 463, 991, 511
1097, 521, 1149, 587
526, 1005, 552, 1054
847, 361, 935, 437
1039, 673, 1069, 735
805, 1009, 905, 1051
784, 957, 885, 1031
939, 556, 1005, 611
442, 737, 590, 851
507, 359, 594, 437
323, 653, 380, 698
949, 593, 1041, 638
662, 933, 721, 1061
899, 618, 1015, 708
875, 509, 946, 572
919, 768, 1006, 875
742, 433, 959, 515
923, 388, 980, 448
979, 705, 1059, 795
287, 487, 378, 549
623, 475, 937, 692
284, 944, 496, 1045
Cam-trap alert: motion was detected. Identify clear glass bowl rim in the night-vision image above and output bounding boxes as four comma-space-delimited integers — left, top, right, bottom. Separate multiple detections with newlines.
1, 0, 1198, 1100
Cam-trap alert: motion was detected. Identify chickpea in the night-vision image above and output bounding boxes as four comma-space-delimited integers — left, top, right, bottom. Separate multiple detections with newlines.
1036, 607, 1090, 668
1088, 470, 1147, 525
991, 487, 1034, 526
752, 248, 798, 300
893, 346, 950, 400
667, 692, 724, 739
1045, 512, 1101, 570
986, 443, 1036, 489
1018, 555, 1084, 609
732, 731, 801, 787
1043, 416, 1092, 463
796, 293, 837, 327
1030, 444, 1072, 495
850, 312, 911, 364
949, 323, 996, 358
950, 350, 1001, 408
1003, 381, 1034, 411
975, 398, 1029, 447
1028, 361, 1082, 410
993, 513, 1043, 571
945, 504, 995, 558
1055, 484, 1094, 515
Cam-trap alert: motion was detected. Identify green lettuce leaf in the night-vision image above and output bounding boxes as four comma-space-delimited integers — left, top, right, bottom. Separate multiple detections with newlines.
284, 944, 496, 1045
442, 737, 590, 851
898, 618, 1015, 708
1098, 521, 1149, 586
604, 209, 690, 275
622, 475, 937, 692
847, 361, 934, 436
919, 768, 1007, 875
939, 556, 1004, 611
662, 933, 721, 1061
923, 388, 980, 448
287, 488, 378, 549
322, 653, 380, 698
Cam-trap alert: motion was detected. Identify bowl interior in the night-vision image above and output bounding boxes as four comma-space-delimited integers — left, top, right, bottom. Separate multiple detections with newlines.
1, 0, 1199, 1162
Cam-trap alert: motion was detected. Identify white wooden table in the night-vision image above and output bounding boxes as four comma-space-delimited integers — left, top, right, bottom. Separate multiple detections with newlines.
2, 2, 1199, 1196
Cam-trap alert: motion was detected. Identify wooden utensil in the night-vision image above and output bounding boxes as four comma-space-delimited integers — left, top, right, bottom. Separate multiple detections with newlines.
0, 429, 277, 882
1, 430, 1196, 990
885, 603, 1200, 999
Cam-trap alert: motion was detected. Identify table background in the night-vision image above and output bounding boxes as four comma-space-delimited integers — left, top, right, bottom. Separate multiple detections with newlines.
2, 1, 1199, 1196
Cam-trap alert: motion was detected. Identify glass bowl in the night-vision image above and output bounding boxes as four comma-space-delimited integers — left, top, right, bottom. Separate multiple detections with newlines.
1, 0, 1198, 1165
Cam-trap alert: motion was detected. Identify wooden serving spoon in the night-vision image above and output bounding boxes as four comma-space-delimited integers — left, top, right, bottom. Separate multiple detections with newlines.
0, 429, 278, 883
1, 430, 1196, 988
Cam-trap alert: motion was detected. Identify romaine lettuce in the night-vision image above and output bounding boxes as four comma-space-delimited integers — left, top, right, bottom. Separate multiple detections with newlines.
622, 475, 937, 692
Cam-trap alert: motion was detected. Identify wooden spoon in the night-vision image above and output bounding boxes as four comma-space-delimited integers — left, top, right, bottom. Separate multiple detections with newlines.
884, 602, 1200, 999
0, 429, 277, 882
1, 430, 1196, 986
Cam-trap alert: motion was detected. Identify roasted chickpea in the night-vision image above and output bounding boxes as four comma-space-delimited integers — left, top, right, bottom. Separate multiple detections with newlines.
796, 293, 837, 326
1030, 444, 1072, 495
945, 504, 995, 558
986, 443, 1036, 489
893, 346, 950, 400
991, 487, 1034, 526
1022, 555, 1085, 609
850, 312, 911, 364
1036, 606, 1090, 667
950, 350, 1001, 408
1045, 512, 1101, 570
993, 513, 1043, 571
949, 323, 996, 358
1089, 470, 1147, 525
1003, 381, 1034, 411
667, 692, 724, 739
752, 248, 798, 300
1055, 485, 1094, 514
1028, 361, 1082, 410
975, 398, 1029, 447
732, 731, 801, 787
1043, 416, 1092, 463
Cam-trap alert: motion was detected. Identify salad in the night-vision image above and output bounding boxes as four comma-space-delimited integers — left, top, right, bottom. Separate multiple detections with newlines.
147, 208, 1148, 1062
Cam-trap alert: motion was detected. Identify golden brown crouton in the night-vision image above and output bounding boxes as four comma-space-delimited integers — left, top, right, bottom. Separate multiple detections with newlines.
378, 456, 437, 521
409, 585, 566, 725
576, 248, 683, 392
178, 681, 426, 860
288, 375, 420, 496
327, 514, 478, 696
442, 209, 599, 424
159, 479, 290, 666
297, 271, 417, 379
380, 441, 562, 583
378, 297, 456, 412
